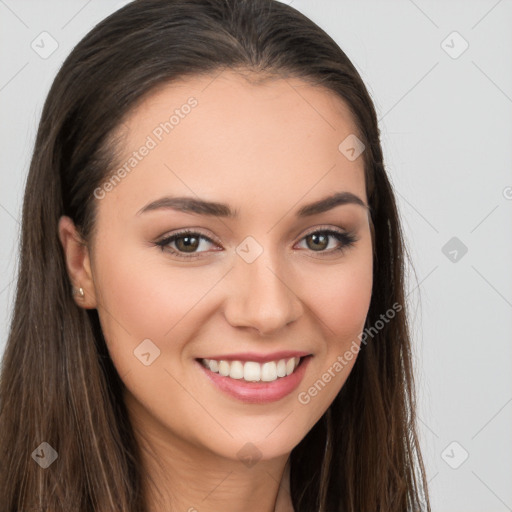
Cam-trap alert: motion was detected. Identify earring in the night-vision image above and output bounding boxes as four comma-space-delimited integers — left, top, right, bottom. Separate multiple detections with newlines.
73, 286, 85, 298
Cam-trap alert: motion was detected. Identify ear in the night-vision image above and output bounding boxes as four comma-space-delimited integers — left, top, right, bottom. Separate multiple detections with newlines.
58, 215, 98, 309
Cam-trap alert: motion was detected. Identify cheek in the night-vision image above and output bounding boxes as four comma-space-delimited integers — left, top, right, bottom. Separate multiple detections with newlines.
296, 260, 372, 426
336, 278, 372, 340
298, 245, 372, 394
324, 278, 371, 333
91, 234, 232, 380
90, 240, 189, 367
306, 252, 373, 344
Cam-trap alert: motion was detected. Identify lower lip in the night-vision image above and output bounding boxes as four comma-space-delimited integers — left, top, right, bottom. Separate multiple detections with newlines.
196, 356, 312, 404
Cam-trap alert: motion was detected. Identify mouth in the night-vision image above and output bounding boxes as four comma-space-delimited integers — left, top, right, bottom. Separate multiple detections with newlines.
195, 354, 313, 404
197, 355, 307, 383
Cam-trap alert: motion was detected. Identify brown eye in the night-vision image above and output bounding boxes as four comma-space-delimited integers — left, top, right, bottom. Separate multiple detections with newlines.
155, 230, 217, 259
305, 232, 329, 251
297, 229, 358, 256
174, 234, 201, 253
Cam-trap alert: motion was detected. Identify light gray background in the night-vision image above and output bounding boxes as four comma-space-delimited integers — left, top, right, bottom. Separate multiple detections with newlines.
1, 1, 511, 511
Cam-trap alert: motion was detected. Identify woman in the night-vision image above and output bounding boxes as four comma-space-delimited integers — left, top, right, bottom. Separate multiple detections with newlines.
0, 0, 431, 510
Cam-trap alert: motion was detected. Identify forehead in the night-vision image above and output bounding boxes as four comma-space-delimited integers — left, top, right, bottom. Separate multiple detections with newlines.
101, 69, 367, 219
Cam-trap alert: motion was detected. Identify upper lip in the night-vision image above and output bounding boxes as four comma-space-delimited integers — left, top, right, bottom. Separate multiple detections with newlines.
197, 351, 311, 363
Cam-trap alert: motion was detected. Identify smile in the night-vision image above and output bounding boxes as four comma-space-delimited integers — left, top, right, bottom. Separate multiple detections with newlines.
196, 355, 312, 404
199, 356, 301, 383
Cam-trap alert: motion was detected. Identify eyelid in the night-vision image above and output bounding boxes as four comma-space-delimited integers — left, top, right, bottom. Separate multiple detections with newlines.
293, 224, 358, 256
156, 228, 221, 246
299, 224, 348, 238
154, 228, 221, 260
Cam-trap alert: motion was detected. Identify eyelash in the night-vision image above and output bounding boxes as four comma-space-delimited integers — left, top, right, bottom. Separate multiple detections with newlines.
154, 226, 358, 260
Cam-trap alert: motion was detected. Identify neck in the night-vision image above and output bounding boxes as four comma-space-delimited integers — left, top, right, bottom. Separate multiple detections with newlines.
142, 437, 294, 512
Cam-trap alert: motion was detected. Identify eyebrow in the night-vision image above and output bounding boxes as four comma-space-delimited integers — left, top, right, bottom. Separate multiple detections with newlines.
136, 191, 368, 218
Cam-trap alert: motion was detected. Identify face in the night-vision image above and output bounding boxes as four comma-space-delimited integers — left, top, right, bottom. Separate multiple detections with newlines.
66, 70, 373, 463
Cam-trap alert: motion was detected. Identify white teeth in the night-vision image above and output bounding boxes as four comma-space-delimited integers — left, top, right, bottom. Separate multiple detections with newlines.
276, 359, 287, 377
244, 361, 261, 382
201, 357, 302, 383
286, 358, 296, 376
229, 361, 244, 379
218, 360, 230, 376
261, 361, 277, 382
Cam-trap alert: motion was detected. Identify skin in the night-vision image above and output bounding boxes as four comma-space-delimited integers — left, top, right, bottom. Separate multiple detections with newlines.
59, 69, 373, 512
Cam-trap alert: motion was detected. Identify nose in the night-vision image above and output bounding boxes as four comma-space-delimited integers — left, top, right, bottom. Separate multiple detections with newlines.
223, 248, 303, 336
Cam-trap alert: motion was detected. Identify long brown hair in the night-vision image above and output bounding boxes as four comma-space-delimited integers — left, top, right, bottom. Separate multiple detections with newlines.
0, 0, 430, 510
